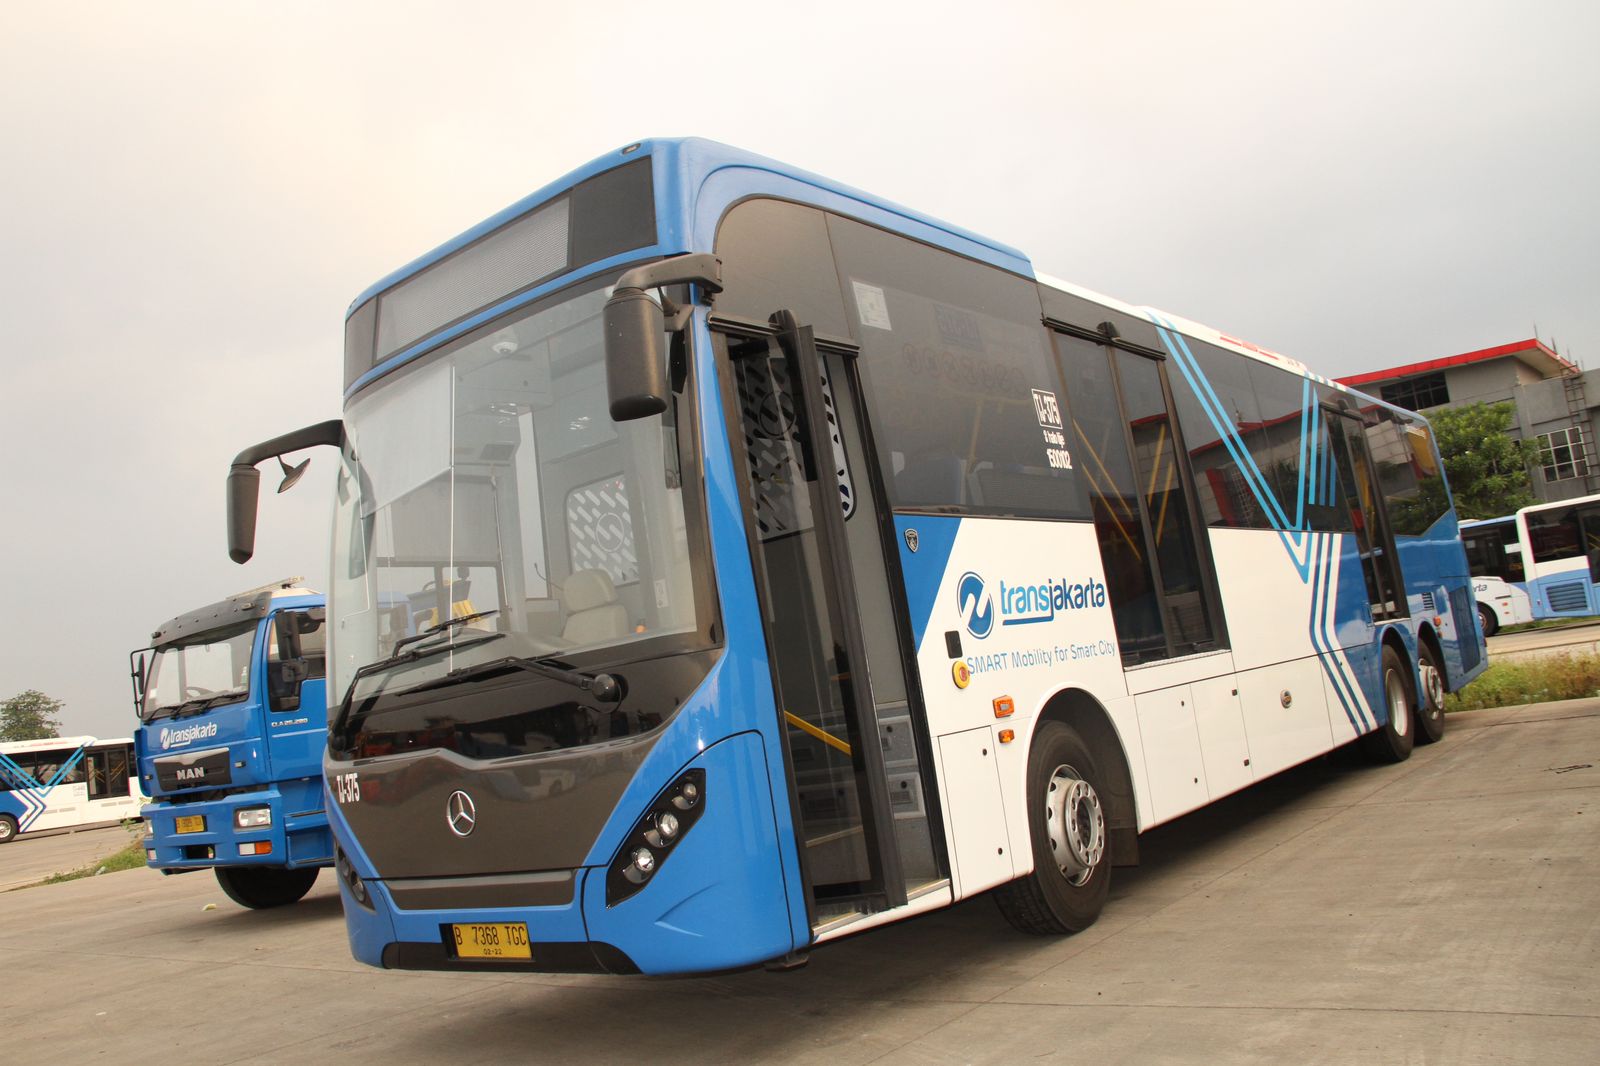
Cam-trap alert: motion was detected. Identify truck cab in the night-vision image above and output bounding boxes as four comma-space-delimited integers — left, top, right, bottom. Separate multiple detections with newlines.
131, 579, 331, 908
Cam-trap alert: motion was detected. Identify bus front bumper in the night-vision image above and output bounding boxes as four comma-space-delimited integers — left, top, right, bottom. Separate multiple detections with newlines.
329, 731, 799, 976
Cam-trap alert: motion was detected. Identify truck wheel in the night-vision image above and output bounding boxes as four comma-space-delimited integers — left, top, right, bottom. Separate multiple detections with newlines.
0, 813, 17, 844
1477, 603, 1499, 638
1414, 641, 1447, 745
993, 722, 1112, 934
215, 866, 320, 909
1360, 644, 1416, 764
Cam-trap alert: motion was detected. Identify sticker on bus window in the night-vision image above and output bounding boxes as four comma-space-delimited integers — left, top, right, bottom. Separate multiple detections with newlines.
851, 280, 892, 331
1032, 389, 1072, 470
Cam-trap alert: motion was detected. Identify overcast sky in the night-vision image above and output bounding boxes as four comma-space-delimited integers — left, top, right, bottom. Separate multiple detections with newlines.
2, 1, 1596, 739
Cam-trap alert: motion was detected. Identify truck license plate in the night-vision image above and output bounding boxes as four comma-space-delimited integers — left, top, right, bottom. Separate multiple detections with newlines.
174, 815, 205, 835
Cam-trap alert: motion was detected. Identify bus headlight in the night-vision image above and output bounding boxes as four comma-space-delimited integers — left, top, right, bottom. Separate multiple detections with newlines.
234, 807, 272, 829
607, 769, 706, 906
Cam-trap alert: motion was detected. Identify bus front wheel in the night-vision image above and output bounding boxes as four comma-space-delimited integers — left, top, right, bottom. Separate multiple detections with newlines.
1360, 644, 1416, 764
215, 865, 320, 909
1477, 603, 1499, 638
994, 721, 1111, 935
0, 814, 17, 844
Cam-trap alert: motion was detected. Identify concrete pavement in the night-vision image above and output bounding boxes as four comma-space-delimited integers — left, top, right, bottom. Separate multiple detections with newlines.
2, 701, 1596, 1064
1487, 619, 1600, 663
0, 822, 142, 891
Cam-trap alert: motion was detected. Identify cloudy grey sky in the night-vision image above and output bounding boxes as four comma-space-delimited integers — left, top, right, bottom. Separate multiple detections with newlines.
2, 1, 1596, 739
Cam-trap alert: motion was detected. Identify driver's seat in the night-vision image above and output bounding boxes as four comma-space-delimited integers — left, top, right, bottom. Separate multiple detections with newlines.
561, 570, 629, 645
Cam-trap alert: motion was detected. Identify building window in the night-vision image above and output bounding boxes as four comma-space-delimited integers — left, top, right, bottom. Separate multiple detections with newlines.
1539, 427, 1589, 482
1379, 371, 1450, 411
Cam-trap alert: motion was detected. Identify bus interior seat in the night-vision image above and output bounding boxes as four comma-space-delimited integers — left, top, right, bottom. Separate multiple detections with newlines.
561, 569, 630, 645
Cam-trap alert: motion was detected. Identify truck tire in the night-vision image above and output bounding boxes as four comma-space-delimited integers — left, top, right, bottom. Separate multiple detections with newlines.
993, 721, 1112, 934
215, 866, 320, 909
0, 813, 17, 844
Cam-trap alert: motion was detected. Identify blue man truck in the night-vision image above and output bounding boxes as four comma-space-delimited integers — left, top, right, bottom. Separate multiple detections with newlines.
131, 579, 331, 908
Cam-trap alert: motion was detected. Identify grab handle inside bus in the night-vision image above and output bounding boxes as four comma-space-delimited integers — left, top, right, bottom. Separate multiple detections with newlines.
604, 253, 722, 421
226, 419, 345, 564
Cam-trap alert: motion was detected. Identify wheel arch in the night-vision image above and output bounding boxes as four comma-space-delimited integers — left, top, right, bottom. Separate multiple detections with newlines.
1036, 687, 1140, 867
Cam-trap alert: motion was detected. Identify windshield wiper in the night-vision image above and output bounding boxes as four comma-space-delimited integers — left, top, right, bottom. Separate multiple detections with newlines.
143, 688, 249, 723
390, 609, 499, 657
418, 654, 623, 704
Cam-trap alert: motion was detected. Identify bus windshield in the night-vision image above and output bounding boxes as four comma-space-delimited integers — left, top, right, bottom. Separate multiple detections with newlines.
329, 281, 701, 708
144, 624, 256, 720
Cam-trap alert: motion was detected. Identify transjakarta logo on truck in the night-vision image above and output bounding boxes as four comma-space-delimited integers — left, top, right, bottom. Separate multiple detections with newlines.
159, 722, 219, 750
957, 570, 1108, 639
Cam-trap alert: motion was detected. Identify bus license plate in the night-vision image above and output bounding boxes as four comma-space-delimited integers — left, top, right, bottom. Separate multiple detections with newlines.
451, 923, 532, 960
174, 815, 206, 835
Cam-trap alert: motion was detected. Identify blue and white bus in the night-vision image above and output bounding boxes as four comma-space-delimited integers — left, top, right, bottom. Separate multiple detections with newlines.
1459, 515, 1533, 635
1512, 492, 1600, 620
0, 736, 142, 843
226, 139, 1484, 976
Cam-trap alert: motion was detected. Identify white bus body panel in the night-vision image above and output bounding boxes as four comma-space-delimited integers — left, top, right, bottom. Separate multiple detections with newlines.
902, 517, 1380, 900
1474, 576, 1532, 628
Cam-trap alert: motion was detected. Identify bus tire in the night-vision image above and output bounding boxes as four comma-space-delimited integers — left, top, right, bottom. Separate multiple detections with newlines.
1360, 644, 1416, 764
1415, 641, 1447, 745
0, 813, 17, 844
1477, 603, 1499, 638
993, 721, 1111, 935
215, 865, 320, 909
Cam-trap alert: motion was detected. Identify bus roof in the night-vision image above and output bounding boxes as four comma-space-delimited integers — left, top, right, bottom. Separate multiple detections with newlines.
347, 137, 1033, 317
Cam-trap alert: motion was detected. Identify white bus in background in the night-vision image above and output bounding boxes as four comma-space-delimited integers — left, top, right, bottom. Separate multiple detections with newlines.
1515, 492, 1600, 621
0, 736, 143, 843
1459, 516, 1533, 636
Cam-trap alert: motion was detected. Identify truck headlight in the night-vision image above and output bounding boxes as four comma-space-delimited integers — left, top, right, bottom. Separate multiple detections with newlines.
234, 807, 272, 829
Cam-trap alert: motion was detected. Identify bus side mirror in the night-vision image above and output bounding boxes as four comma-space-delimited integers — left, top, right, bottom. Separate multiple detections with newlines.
603, 254, 722, 422
227, 420, 345, 563
604, 288, 669, 421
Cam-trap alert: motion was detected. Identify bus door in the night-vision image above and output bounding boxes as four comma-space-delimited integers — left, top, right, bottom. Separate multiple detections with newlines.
719, 315, 943, 930
1327, 408, 1406, 622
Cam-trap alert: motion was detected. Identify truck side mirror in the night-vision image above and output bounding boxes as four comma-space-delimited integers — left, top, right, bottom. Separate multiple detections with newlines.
268, 659, 310, 713
603, 254, 722, 422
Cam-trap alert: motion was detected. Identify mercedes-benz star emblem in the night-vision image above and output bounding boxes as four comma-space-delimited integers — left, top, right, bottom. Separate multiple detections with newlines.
446, 790, 477, 837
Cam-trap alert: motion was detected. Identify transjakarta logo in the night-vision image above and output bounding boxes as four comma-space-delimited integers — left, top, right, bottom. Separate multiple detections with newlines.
956, 570, 1108, 638
957, 572, 994, 638
158, 722, 219, 750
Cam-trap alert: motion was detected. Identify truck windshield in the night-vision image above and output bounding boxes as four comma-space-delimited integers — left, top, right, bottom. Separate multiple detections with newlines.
329, 280, 703, 708
143, 623, 256, 720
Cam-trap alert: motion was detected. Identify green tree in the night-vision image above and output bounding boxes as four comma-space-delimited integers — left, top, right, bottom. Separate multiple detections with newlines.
0, 690, 64, 742
1428, 402, 1542, 520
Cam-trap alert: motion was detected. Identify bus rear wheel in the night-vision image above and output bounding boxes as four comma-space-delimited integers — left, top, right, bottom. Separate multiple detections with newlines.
994, 722, 1111, 935
1414, 642, 1447, 745
215, 866, 320, 909
0, 813, 17, 844
1477, 603, 1499, 638
1360, 644, 1416, 764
